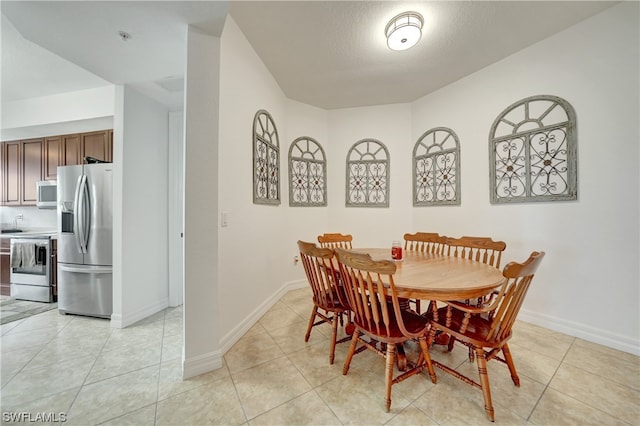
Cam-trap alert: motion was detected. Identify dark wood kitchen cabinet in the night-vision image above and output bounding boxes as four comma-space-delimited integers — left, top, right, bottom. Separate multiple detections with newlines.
81, 130, 112, 163
1, 239, 10, 296
60, 130, 112, 166
2, 141, 22, 205
2, 129, 112, 202
1, 138, 44, 206
21, 138, 44, 205
44, 135, 61, 181
61, 133, 82, 166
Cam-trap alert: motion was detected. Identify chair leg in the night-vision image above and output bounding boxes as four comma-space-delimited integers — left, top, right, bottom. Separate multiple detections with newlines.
418, 337, 437, 384
329, 313, 339, 365
502, 343, 520, 387
342, 331, 359, 375
427, 326, 437, 347
474, 347, 494, 422
305, 305, 318, 342
447, 335, 457, 352
384, 343, 396, 412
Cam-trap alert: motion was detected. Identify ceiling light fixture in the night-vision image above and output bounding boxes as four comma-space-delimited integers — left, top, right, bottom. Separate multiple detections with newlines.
118, 31, 131, 42
385, 11, 423, 51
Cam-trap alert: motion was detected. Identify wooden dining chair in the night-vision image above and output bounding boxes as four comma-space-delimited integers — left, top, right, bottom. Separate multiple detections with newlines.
297, 241, 351, 364
403, 232, 446, 254
403, 232, 447, 313
335, 248, 437, 413
442, 236, 507, 355
444, 235, 506, 269
428, 251, 545, 422
317, 233, 353, 249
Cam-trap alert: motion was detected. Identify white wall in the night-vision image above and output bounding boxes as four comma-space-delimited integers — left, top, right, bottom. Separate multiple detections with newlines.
167, 110, 184, 308
217, 16, 293, 351
407, 2, 639, 353
284, 100, 331, 248
111, 85, 170, 328
182, 26, 222, 378
327, 103, 414, 246
1, 86, 114, 134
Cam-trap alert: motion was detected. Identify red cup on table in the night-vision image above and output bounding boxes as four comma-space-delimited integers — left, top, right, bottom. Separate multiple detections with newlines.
391, 241, 403, 260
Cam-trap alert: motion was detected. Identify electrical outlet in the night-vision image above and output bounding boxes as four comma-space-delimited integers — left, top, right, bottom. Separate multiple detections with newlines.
15, 214, 23, 220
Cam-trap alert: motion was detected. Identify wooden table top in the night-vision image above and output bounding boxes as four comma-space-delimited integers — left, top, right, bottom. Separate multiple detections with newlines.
352, 248, 505, 301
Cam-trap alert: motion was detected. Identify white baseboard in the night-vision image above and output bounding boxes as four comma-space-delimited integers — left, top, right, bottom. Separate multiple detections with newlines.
183, 350, 223, 379
219, 279, 307, 354
110, 297, 169, 329
518, 308, 640, 356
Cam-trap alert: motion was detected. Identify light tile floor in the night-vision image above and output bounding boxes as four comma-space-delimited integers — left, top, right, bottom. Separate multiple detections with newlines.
0, 297, 57, 325
1, 287, 638, 425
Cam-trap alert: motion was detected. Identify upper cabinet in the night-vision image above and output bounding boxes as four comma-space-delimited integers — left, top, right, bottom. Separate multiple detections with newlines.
2, 141, 22, 205
61, 133, 81, 166
21, 138, 45, 204
44, 136, 61, 180
1, 129, 113, 206
81, 130, 112, 163
1, 138, 43, 206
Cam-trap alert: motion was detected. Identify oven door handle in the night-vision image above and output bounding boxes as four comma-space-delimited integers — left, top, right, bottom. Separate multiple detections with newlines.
59, 265, 112, 274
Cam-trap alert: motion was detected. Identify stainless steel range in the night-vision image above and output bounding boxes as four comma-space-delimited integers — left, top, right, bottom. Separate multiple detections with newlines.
10, 236, 55, 303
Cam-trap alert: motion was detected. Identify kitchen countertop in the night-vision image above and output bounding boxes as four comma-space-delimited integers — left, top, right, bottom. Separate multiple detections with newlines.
0, 230, 58, 239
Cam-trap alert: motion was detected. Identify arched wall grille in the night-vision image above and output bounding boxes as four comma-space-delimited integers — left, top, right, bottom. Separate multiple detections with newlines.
345, 139, 390, 207
489, 95, 577, 204
253, 109, 280, 205
413, 127, 460, 206
288, 136, 327, 206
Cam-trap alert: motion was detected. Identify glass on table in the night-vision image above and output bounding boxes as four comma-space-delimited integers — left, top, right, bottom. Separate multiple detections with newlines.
391, 240, 403, 260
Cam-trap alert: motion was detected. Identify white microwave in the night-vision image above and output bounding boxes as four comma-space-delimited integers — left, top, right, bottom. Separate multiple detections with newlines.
36, 180, 57, 209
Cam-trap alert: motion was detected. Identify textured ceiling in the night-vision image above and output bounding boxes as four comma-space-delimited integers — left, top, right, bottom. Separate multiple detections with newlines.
229, 1, 617, 109
1, 1, 618, 111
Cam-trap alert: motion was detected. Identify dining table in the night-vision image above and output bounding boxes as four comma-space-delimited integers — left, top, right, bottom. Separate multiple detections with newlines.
354, 248, 505, 302
346, 248, 506, 370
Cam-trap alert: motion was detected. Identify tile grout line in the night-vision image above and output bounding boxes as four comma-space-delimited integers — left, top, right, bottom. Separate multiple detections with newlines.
63, 315, 115, 422
151, 308, 168, 426
525, 335, 576, 423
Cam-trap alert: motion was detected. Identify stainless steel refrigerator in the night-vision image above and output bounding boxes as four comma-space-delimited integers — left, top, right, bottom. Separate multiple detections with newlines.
57, 163, 113, 318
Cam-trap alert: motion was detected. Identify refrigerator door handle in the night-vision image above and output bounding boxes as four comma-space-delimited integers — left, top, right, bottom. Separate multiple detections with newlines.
80, 175, 90, 253
59, 264, 112, 274
73, 175, 84, 254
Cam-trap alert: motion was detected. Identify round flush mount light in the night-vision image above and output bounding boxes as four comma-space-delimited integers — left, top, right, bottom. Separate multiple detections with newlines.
385, 11, 423, 51
118, 31, 132, 42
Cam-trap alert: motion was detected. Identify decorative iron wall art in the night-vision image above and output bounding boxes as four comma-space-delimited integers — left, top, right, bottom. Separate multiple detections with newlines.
345, 139, 390, 207
489, 95, 577, 203
413, 127, 460, 206
288, 136, 327, 206
253, 109, 280, 205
